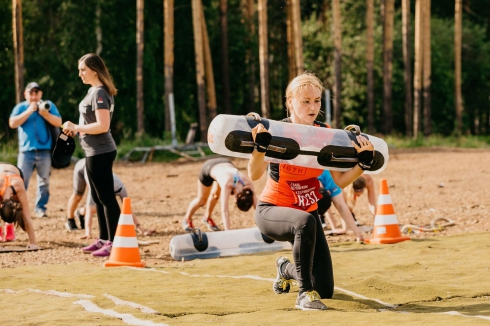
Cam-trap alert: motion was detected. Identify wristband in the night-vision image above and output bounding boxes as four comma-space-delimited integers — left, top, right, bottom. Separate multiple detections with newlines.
357, 150, 374, 170
357, 162, 371, 170
254, 132, 272, 153
357, 150, 373, 165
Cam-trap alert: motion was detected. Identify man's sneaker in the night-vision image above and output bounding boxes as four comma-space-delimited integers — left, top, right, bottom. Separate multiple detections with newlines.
273, 256, 293, 294
75, 209, 85, 229
295, 290, 327, 311
5, 223, 15, 241
0, 226, 3, 242
91, 241, 112, 257
182, 219, 194, 232
202, 217, 219, 231
81, 239, 106, 254
65, 218, 79, 231
35, 211, 48, 218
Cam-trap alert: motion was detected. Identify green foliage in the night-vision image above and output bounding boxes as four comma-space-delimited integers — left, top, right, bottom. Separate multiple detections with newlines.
303, 0, 490, 135
0, 139, 20, 165
385, 134, 490, 148
1, 0, 490, 153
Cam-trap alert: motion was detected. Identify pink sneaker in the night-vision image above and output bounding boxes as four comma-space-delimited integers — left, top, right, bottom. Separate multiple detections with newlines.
0, 226, 3, 242
5, 223, 15, 242
91, 241, 113, 257
81, 239, 106, 254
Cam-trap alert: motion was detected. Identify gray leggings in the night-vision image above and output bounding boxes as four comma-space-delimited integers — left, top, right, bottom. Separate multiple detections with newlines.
255, 201, 334, 298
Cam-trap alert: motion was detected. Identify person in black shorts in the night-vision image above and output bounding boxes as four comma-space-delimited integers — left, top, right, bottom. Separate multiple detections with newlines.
182, 158, 257, 232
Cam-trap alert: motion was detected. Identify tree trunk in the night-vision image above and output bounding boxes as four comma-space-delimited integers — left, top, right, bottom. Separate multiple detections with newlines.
12, 0, 24, 104
136, 0, 145, 133
422, 0, 431, 136
286, 0, 296, 82
258, 0, 270, 118
366, 0, 375, 134
244, 0, 256, 113
455, 0, 463, 135
164, 0, 175, 132
95, 1, 103, 55
402, 0, 413, 137
332, 0, 342, 129
219, 0, 231, 114
192, 0, 207, 140
382, 0, 394, 134
291, 0, 303, 75
380, 0, 385, 27
201, 6, 217, 122
413, 0, 423, 138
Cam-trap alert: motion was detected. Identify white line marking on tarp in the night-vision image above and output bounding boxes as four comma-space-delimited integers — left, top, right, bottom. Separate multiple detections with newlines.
104, 294, 161, 315
74, 300, 169, 326
128, 267, 170, 274
440, 311, 490, 321
26, 288, 95, 299
127, 269, 490, 321
334, 286, 397, 308
379, 308, 490, 321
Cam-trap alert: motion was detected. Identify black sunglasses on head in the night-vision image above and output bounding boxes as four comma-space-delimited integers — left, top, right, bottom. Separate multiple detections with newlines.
29, 89, 40, 94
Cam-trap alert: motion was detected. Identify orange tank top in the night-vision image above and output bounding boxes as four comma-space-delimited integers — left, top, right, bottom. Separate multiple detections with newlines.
0, 174, 22, 198
259, 119, 328, 212
259, 163, 324, 212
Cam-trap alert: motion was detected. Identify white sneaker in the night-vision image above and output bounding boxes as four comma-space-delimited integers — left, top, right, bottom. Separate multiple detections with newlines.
35, 211, 48, 218
295, 291, 327, 311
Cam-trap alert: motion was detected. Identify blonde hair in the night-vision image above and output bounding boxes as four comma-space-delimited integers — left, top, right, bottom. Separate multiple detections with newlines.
284, 72, 324, 114
78, 53, 118, 96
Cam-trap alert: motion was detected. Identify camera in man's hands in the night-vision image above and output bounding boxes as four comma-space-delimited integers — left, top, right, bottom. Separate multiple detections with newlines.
37, 100, 51, 111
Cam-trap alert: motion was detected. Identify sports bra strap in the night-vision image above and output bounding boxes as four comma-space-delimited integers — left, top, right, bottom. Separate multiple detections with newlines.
233, 172, 245, 188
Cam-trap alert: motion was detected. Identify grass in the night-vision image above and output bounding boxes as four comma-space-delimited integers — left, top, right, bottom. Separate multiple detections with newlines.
384, 134, 490, 149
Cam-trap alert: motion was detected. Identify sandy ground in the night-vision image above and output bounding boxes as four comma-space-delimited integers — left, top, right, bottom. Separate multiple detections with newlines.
1, 148, 489, 268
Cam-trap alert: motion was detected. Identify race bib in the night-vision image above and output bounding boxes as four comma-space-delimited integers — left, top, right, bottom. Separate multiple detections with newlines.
286, 178, 322, 211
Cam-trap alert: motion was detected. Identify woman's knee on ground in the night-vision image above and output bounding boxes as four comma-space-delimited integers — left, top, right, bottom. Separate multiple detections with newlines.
316, 285, 334, 299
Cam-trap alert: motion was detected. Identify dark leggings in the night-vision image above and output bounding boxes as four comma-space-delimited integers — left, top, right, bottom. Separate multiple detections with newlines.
255, 201, 334, 298
85, 151, 120, 241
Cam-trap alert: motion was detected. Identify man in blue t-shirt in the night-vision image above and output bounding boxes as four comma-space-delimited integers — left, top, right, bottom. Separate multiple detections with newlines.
317, 170, 363, 240
9, 82, 62, 218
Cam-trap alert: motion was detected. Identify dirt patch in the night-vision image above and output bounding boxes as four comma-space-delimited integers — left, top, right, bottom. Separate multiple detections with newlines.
1, 148, 489, 268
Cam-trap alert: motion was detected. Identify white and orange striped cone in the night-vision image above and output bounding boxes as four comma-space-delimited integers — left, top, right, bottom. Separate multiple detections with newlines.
104, 198, 145, 268
365, 179, 410, 244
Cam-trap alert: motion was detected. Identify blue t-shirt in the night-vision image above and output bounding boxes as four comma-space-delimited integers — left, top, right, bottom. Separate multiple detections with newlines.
10, 100, 61, 152
318, 170, 342, 198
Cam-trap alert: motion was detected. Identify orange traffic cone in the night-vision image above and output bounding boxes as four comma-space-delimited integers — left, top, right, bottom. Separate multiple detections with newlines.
104, 198, 145, 268
365, 179, 410, 244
